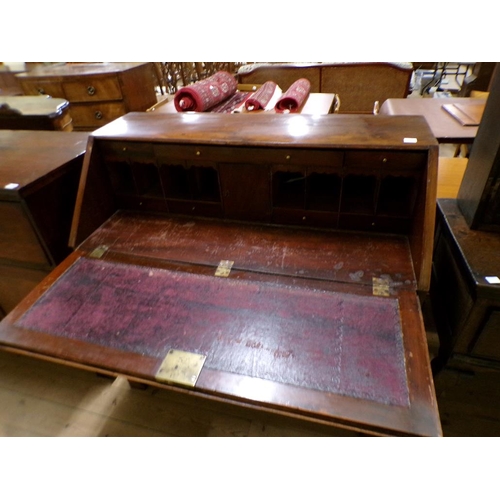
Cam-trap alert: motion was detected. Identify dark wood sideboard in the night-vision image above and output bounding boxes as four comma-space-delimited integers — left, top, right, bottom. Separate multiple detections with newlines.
15, 63, 157, 131
0, 130, 88, 317
430, 64, 500, 373
432, 199, 500, 371
0, 113, 441, 436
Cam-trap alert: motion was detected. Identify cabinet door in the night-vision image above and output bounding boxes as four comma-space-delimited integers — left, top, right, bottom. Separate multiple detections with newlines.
219, 163, 271, 222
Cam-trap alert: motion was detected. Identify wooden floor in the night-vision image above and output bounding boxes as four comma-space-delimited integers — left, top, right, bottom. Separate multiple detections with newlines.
0, 348, 352, 437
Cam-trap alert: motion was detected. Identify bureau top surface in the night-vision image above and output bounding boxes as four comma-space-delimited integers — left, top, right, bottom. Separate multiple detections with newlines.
15, 62, 149, 79
0, 130, 88, 193
91, 112, 438, 149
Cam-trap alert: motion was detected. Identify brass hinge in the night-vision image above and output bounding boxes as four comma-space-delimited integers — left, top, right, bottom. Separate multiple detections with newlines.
155, 349, 206, 387
372, 277, 391, 297
215, 260, 234, 277
89, 245, 109, 259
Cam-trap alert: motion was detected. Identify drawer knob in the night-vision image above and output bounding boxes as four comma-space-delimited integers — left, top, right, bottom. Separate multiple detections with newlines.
196, 151, 201, 156
37, 88, 45, 95
95, 111, 103, 120
87, 86, 96, 96
382, 158, 388, 163
286, 155, 291, 160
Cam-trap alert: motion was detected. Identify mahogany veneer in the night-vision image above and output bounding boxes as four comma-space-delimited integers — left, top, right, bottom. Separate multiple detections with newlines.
0, 113, 441, 436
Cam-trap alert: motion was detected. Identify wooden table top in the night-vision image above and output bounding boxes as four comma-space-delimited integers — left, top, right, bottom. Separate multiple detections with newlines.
0, 130, 88, 195
93, 112, 438, 149
379, 97, 487, 143
149, 92, 337, 115
15, 62, 150, 79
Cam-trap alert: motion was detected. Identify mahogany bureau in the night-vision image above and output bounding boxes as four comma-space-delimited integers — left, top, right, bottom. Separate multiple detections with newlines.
15, 63, 157, 131
0, 130, 88, 317
0, 113, 442, 436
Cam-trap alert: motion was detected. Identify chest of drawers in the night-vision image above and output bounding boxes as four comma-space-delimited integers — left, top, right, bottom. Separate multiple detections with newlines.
16, 63, 157, 131
0, 113, 441, 435
0, 130, 88, 317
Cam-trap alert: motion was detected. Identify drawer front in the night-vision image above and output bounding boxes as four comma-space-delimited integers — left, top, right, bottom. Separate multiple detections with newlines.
0, 201, 50, 266
20, 80, 64, 98
344, 150, 427, 171
99, 140, 154, 160
70, 102, 127, 129
154, 144, 344, 168
63, 77, 123, 102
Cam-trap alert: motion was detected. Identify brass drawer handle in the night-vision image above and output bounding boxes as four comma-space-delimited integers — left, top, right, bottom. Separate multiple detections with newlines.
95, 111, 103, 120
87, 85, 96, 96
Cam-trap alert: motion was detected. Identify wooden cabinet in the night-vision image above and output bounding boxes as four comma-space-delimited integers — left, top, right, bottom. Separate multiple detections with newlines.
430, 66, 500, 372
0, 113, 441, 436
16, 63, 157, 131
0, 130, 88, 317
431, 199, 500, 371
0, 96, 73, 131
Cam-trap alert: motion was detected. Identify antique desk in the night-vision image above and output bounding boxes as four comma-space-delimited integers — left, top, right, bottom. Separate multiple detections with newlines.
15, 63, 157, 131
379, 97, 486, 144
0, 130, 88, 317
0, 113, 442, 436
0, 96, 73, 131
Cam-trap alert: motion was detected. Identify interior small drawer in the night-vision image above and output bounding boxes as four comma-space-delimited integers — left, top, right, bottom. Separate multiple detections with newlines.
344, 150, 427, 170
232, 147, 343, 168
98, 140, 154, 159
63, 77, 123, 102
20, 80, 64, 98
70, 102, 127, 128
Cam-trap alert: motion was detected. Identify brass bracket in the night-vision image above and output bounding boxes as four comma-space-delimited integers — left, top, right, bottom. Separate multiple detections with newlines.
215, 260, 234, 277
155, 349, 206, 387
373, 277, 390, 297
89, 245, 109, 259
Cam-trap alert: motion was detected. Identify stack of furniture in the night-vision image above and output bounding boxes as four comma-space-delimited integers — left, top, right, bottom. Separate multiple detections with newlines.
15, 62, 157, 131
237, 62, 413, 114
154, 63, 249, 94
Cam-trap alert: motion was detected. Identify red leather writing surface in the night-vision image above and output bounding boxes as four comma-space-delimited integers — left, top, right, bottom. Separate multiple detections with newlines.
16, 257, 409, 406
